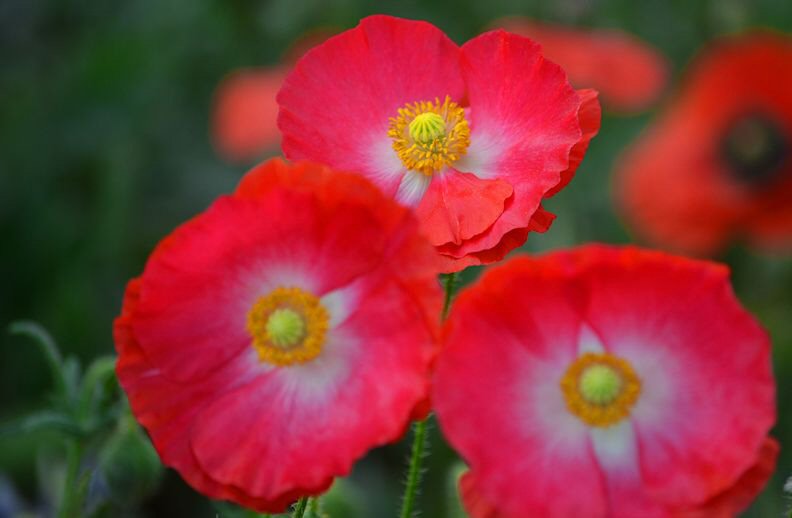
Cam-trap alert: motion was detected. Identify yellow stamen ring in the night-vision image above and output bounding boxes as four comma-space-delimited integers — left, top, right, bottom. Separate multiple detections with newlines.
560, 352, 641, 428
246, 286, 329, 366
388, 96, 471, 176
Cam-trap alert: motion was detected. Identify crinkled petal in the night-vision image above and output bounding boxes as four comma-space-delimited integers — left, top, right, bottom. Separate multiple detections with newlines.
416, 169, 513, 246
452, 31, 585, 255
547, 89, 602, 197
278, 15, 464, 196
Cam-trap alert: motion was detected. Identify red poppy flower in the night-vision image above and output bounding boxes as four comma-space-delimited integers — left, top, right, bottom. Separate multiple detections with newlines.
617, 32, 792, 255
433, 245, 776, 517
491, 17, 669, 113
277, 15, 600, 272
114, 158, 442, 512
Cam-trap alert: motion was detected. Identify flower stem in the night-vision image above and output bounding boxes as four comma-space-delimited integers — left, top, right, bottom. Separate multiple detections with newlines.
57, 439, 84, 518
399, 272, 459, 518
291, 497, 309, 518
399, 418, 428, 518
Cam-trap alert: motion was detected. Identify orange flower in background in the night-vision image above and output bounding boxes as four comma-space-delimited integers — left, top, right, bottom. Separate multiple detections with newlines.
492, 17, 668, 113
211, 30, 336, 163
617, 32, 792, 256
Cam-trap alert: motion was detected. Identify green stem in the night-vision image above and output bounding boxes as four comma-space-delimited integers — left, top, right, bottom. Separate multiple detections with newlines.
398, 273, 459, 518
441, 272, 458, 321
291, 497, 309, 518
57, 440, 84, 518
399, 419, 428, 518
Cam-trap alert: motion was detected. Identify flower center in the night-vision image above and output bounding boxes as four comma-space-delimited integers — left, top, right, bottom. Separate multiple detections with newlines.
560, 352, 641, 428
579, 364, 622, 405
246, 286, 329, 366
720, 113, 789, 186
388, 96, 471, 176
265, 308, 305, 347
409, 112, 446, 144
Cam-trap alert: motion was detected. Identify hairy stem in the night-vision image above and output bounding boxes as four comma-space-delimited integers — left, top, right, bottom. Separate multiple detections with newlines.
399, 272, 459, 518
291, 497, 309, 518
399, 419, 429, 518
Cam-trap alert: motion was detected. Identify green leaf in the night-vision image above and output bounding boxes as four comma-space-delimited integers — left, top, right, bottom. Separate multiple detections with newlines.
8, 321, 71, 398
77, 356, 118, 421
98, 414, 163, 506
0, 410, 84, 438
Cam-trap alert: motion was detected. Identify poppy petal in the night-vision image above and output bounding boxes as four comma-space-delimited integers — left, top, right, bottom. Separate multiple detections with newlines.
416, 169, 513, 246
580, 247, 775, 506
492, 17, 668, 113
278, 15, 464, 196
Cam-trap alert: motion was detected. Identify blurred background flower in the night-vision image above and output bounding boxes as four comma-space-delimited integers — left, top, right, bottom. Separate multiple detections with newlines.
1, 0, 791, 516
211, 67, 287, 163
211, 28, 336, 163
617, 32, 792, 256
490, 16, 669, 113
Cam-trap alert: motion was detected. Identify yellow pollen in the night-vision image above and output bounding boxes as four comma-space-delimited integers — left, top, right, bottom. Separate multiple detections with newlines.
388, 96, 471, 176
246, 286, 329, 366
560, 352, 641, 428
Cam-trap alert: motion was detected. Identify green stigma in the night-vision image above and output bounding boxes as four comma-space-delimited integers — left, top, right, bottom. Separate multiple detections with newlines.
579, 364, 622, 405
408, 112, 446, 144
265, 308, 305, 348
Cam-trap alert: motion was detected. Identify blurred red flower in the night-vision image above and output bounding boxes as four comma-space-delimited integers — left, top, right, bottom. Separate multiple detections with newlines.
491, 17, 669, 113
211, 30, 335, 163
114, 159, 441, 512
617, 32, 792, 255
278, 15, 600, 272
212, 68, 286, 162
434, 245, 777, 517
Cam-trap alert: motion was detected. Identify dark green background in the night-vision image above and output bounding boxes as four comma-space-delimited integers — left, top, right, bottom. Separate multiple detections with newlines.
1, 0, 791, 516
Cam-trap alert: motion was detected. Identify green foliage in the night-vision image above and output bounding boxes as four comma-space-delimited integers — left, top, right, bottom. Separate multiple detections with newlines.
98, 415, 164, 507
2, 321, 158, 516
